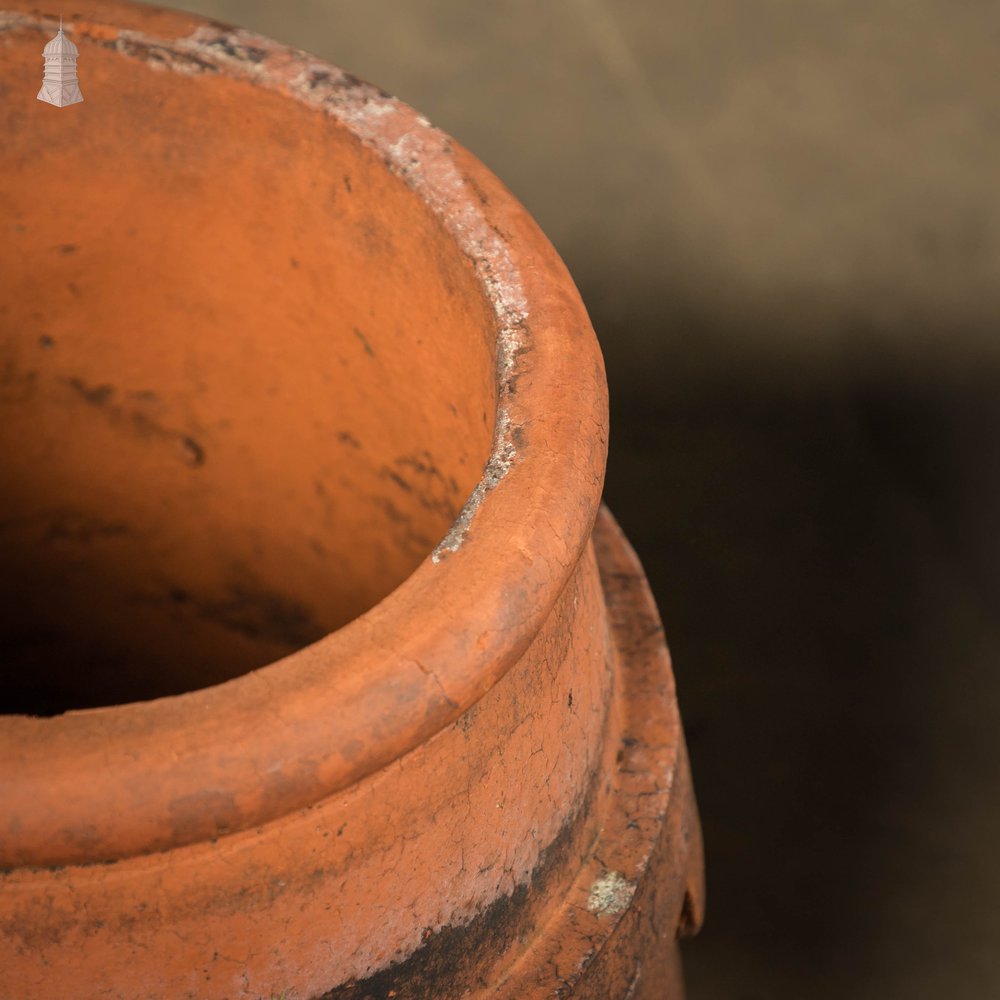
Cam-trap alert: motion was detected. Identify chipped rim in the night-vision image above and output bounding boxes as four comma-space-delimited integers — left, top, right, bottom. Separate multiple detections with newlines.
0, 3, 608, 868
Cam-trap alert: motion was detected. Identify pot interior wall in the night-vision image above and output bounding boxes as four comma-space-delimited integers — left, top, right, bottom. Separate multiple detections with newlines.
0, 33, 497, 715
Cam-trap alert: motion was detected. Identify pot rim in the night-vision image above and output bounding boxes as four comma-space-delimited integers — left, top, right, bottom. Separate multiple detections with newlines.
0, 2, 608, 869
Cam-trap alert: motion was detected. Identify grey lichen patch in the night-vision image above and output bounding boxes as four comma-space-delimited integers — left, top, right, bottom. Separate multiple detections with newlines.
112, 24, 275, 77
586, 871, 636, 917
432, 410, 515, 562
111, 36, 221, 76
199, 33, 269, 64
0, 11, 35, 31
0, 14, 257, 77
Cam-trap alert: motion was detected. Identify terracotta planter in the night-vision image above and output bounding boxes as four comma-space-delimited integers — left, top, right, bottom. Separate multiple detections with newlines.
0, 3, 704, 997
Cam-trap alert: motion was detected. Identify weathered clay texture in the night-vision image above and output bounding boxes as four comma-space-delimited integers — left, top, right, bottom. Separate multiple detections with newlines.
0, 3, 703, 997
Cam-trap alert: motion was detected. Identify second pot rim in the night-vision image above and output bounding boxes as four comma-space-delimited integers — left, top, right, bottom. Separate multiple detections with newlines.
0, 2, 609, 869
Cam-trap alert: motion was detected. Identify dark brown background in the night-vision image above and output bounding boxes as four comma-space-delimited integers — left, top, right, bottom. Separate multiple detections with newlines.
148, 2, 1000, 996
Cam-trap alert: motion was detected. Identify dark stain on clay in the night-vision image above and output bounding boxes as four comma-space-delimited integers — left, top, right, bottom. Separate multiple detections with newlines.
55, 243, 77, 254
319, 778, 595, 1000
677, 886, 701, 940
380, 467, 413, 493
396, 455, 431, 476
0, 360, 37, 402
305, 68, 333, 91
201, 36, 269, 63
177, 582, 325, 648
353, 327, 376, 358
500, 342, 532, 399
178, 434, 205, 467
376, 496, 411, 527
62, 377, 206, 467
66, 377, 114, 406
372, 496, 434, 552
463, 173, 490, 207
0, 897, 71, 951
131, 412, 206, 468
338, 70, 392, 101
300, 62, 384, 101
169, 789, 240, 845
385, 453, 461, 522
40, 511, 129, 544
337, 430, 361, 449
395, 452, 448, 485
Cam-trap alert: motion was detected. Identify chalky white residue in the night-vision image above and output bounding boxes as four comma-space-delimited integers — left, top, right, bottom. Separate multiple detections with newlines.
586, 871, 636, 917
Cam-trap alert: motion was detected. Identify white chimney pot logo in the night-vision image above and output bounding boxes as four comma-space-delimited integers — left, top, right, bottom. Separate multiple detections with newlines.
37, 16, 84, 108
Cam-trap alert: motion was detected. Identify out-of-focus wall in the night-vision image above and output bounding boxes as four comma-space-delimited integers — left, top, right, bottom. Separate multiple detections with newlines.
156, 0, 1000, 386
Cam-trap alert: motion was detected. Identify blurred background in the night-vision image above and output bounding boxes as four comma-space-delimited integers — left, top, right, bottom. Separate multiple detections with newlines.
148, 2, 1000, 996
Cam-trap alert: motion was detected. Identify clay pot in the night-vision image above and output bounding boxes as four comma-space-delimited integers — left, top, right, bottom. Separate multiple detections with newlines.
0, 2, 703, 997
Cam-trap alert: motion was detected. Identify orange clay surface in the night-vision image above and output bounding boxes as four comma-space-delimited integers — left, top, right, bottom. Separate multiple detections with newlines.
0, 3, 702, 997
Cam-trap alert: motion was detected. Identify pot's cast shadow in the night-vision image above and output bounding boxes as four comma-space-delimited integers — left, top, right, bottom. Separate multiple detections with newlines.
598, 302, 1000, 1000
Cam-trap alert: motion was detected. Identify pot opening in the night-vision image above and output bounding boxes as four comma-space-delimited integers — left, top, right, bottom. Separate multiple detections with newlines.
0, 45, 498, 715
